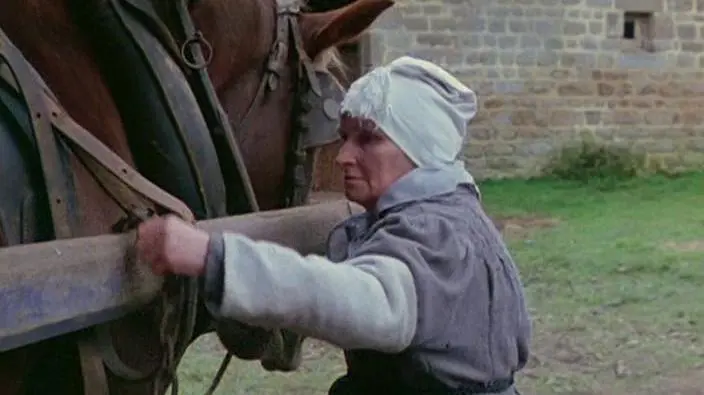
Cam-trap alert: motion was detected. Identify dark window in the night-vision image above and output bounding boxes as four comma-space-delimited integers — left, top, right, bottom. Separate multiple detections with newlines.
622, 11, 654, 51
623, 19, 635, 39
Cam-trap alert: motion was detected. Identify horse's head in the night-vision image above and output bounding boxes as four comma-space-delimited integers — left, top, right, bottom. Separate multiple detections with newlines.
187, 0, 394, 209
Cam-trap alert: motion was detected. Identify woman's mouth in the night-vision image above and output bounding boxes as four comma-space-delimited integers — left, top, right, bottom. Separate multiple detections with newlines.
344, 176, 361, 184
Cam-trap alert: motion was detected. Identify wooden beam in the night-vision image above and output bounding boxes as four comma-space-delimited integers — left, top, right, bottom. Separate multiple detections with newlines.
0, 199, 362, 352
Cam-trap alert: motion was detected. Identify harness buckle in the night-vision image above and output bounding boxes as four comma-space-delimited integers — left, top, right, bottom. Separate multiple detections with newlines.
180, 30, 213, 70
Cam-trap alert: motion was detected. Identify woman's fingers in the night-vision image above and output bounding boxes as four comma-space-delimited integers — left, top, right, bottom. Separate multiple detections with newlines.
136, 216, 167, 274
135, 215, 209, 277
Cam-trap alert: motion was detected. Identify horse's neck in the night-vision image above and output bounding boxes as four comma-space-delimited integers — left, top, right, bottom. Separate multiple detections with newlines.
192, 0, 275, 88
196, 0, 301, 211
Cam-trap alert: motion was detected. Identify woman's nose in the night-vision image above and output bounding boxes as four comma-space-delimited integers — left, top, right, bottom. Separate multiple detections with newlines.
335, 140, 357, 167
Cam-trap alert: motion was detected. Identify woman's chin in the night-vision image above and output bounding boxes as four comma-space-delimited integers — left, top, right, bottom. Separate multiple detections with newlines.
343, 190, 375, 211
343, 186, 364, 205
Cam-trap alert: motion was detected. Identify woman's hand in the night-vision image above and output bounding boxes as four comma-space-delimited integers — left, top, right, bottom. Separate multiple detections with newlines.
136, 215, 210, 276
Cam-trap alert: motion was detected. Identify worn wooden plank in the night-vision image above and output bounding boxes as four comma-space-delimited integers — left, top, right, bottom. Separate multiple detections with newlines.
0, 199, 362, 352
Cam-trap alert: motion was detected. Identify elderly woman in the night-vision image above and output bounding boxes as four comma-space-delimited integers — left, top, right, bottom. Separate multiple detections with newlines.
136, 56, 532, 395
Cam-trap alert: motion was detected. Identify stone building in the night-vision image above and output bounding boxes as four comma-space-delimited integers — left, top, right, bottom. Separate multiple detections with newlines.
313, 0, 704, 189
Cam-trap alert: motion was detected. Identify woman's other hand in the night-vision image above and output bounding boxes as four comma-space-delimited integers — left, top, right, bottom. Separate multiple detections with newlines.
136, 215, 210, 277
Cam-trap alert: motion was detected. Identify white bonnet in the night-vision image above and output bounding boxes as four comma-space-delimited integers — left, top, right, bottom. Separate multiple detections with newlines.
339, 56, 478, 168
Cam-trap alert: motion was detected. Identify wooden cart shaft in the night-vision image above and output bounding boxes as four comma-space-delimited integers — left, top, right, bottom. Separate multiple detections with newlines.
0, 199, 361, 352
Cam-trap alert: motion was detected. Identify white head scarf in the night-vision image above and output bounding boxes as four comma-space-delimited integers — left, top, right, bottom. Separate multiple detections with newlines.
339, 56, 478, 169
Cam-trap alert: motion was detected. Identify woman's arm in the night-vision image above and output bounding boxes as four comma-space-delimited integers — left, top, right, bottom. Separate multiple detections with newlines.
202, 232, 418, 353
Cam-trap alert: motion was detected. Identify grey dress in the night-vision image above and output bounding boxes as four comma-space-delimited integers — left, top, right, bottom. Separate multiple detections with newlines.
202, 166, 532, 394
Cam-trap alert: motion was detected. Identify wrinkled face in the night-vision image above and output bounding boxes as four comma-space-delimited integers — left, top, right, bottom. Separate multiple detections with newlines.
335, 114, 416, 209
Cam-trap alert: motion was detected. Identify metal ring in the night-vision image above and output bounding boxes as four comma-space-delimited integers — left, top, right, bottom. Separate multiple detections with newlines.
180, 31, 213, 70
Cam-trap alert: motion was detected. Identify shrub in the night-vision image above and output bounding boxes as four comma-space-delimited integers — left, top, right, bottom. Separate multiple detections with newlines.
543, 139, 645, 188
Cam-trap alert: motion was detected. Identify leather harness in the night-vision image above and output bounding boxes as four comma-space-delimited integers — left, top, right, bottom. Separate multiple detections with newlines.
0, 0, 343, 393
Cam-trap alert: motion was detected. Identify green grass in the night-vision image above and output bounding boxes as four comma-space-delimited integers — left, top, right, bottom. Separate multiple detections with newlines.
177, 171, 704, 395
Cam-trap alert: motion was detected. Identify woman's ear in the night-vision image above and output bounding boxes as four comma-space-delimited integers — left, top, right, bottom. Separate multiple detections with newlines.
298, 0, 394, 60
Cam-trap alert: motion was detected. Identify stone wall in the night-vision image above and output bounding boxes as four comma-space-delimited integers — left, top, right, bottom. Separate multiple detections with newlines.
338, 0, 704, 180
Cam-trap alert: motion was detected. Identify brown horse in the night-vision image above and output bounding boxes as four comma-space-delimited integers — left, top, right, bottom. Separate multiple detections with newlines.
0, 0, 393, 394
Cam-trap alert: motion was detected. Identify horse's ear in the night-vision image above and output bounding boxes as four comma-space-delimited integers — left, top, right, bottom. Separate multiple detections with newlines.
299, 0, 394, 60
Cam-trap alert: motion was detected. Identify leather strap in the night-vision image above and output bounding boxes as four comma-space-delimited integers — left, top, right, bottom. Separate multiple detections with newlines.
171, 0, 260, 214
1, 27, 113, 395
44, 94, 195, 223
0, 30, 75, 239
77, 333, 111, 395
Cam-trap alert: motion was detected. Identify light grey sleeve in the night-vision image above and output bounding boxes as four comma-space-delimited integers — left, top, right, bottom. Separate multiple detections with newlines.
203, 233, 418, 353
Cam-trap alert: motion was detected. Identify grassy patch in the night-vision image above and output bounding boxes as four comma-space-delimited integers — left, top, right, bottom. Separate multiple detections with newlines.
177, 171, 704, 395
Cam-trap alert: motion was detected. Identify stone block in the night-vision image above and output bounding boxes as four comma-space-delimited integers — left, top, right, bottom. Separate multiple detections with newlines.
429, 17, 457, 31
509, 20, 531, 33
488, 20, 506, 33
609, 110, 642, 125
400, 16, 429, 31
526, 80, 555, 94
537, 51, 561, 66
384, 32, 413, 50
645, 110, 678, 125
606, 12, 623, 38
589, 22, 605, 35
563, 21, 588, 35
416, 33, 458, 47
461, 36, 482, 48
464, 144, 486, 159
516, 51, 538, 66
585, 111, 602, 125
402, 4, 424, 15
487, 7, 511, 18
616, 53, 668, 70
485, 143, 516, 156
545, 38, 565, 50
515, 140, 555, 157
598, 82, 616, 96
520, 36, 543, 49
583, 36, 600, 50
550, 110, 585, 125
422, 4, 445, 15
494, 81, 525, 94
465, 51, 498, 66
508, 7, 526, 17
469, 127, 494, 140
535, 20, 561, 36
483, 98, 505, 110
374, 7, 403, 30
498, 52, 516, 65
483, 35, 498, 47
677, 24, 697, 40
586, 0, 613, 7
652, 15, 675, 39
558, 82, 597, 96
681, 42, 704, 53
457, 16, 488, 32
667, 0, 694, 11
499, 36, 518, 49
615, 0, 664, 12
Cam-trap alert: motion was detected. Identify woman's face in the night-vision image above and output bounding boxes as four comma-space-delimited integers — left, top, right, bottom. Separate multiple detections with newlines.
335, 115, 415, 210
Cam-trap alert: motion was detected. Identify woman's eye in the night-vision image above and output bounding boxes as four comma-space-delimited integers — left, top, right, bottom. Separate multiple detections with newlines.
358, 132, 373, 145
